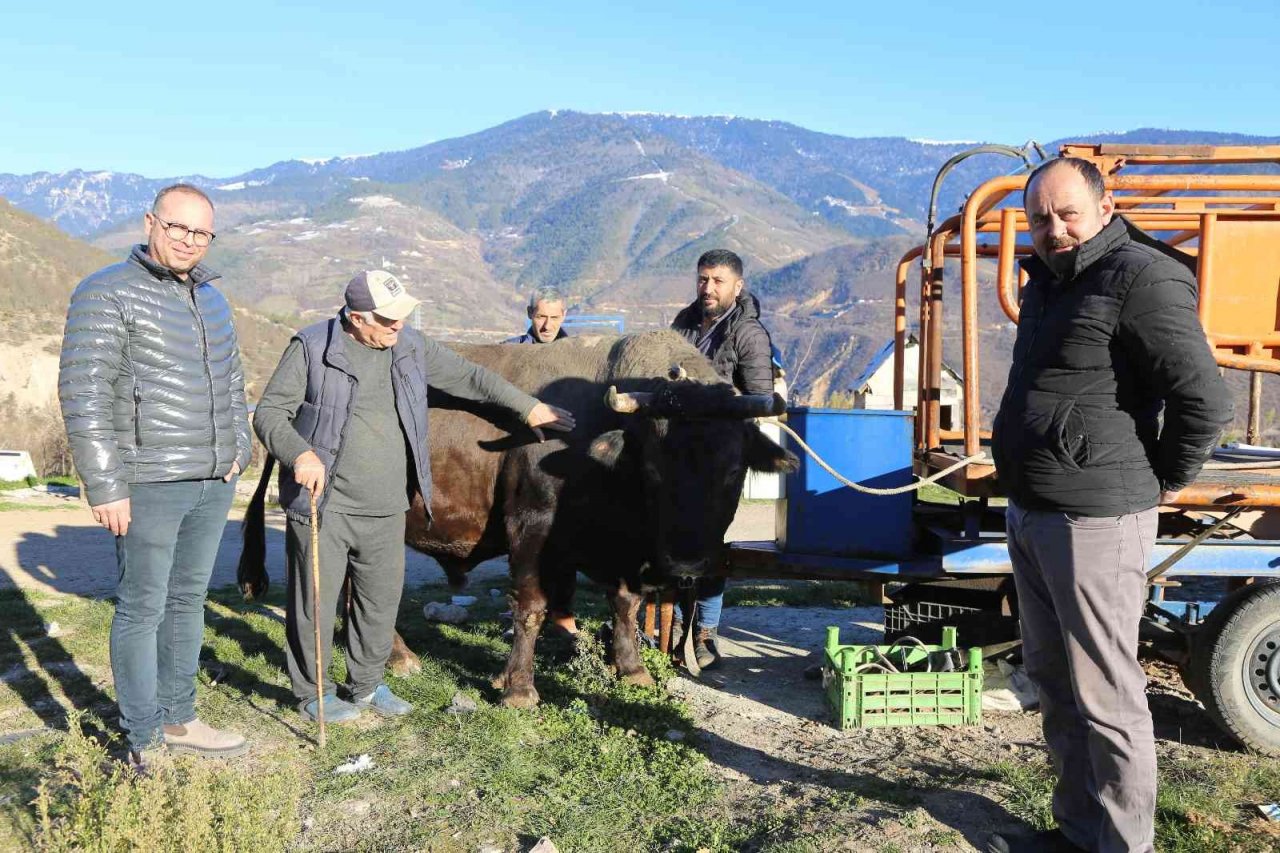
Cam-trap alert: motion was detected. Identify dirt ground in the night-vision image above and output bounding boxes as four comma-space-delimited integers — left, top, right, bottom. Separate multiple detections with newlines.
0, 494, 1249, 851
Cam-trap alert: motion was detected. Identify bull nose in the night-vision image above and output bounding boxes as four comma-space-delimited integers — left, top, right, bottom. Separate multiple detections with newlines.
664, 558, 709, 578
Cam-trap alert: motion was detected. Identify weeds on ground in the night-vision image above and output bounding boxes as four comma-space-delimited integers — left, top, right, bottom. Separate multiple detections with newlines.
988, 750, 1280, 852
1154, 750, 1280, 852
32, 713, 300, 852
986, 759, 1054, 830
4, 583, 728, 851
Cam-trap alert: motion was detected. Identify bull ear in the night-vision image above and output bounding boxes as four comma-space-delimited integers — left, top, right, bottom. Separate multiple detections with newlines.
587, 429, 630, 470
744, 424, 799, 474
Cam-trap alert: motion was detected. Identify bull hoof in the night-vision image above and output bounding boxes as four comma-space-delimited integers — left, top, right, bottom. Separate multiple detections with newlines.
500, 686, 540, 709
387, 651, 422, 677
620, 668, 655, 688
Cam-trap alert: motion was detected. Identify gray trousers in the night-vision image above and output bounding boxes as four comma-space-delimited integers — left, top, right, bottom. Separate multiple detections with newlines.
1006, 502, 1158, 853
285, 511, 406, 703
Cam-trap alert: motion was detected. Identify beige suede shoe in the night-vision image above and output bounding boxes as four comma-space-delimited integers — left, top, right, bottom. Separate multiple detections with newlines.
163, 719, 249, 758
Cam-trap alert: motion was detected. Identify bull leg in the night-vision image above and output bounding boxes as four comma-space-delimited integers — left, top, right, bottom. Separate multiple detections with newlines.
658, 590, 676, 655
494, 568, 546, 708
438, 555, 471, 590
387, 631, 421, 676
610, 580, 655, 687
390, 554, 479, 677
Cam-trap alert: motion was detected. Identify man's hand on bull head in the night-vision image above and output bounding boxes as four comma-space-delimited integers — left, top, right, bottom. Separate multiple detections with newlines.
293, 449, 327, 495
526, 402, 576, 442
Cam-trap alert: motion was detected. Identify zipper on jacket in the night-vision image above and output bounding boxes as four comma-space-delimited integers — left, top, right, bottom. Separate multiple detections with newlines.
187, 284, 219, 478
133, 386, 143, 447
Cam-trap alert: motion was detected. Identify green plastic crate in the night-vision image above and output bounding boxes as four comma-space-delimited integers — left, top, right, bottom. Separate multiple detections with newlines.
823, 625, 983, 730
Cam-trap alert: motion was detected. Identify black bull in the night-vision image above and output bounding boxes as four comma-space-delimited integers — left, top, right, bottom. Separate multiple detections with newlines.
238, 331, 798, 707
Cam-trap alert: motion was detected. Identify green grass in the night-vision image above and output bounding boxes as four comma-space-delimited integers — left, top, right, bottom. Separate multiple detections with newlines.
4, 586, 1279, 851
915, 482, 1007, 507
0, 477, 77, 492
0, 501, 77, 512
986, 752, 1280, 853
0, 585, 738, 851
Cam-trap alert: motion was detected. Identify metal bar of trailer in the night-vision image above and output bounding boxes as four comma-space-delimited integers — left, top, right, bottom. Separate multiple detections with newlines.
724, 538, 1280, 580
939, 537, 1280, 576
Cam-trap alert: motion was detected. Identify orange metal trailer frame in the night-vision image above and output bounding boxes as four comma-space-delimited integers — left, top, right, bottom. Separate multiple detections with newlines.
895, 144, 1280, 507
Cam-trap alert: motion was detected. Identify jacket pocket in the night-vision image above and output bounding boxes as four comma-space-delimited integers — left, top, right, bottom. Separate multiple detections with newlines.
1020, 392, 1087, 472
293, 401, 322, 446
1063, 512, 1121, 529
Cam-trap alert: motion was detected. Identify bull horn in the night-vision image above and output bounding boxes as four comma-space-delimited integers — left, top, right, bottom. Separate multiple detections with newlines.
668, 364, 689, 382
606, 386, 653, 414
723, 392, 786, 419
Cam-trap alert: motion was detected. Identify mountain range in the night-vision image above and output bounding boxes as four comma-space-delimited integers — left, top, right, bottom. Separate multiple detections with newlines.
3, 112, 1278, 420
0, 197, 294, 473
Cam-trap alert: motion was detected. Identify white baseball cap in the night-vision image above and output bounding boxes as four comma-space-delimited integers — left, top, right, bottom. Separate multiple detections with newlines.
343, 270, 420, 321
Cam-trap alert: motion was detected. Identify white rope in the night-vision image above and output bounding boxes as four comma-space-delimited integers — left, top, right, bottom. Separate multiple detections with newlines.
768, 420, 990, 496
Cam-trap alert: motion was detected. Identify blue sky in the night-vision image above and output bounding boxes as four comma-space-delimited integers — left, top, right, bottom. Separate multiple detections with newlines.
2, 0, 1276, 177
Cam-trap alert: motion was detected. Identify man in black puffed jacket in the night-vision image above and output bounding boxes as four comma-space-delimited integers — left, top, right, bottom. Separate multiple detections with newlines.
987, 158, 1232, 853
670, 249, 776, 669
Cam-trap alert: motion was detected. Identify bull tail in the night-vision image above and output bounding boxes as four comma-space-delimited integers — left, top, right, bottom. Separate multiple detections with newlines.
237, 454, 275, 601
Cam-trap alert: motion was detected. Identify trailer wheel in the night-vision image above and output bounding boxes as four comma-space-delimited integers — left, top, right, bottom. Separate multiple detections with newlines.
1190, 580, 1280, 756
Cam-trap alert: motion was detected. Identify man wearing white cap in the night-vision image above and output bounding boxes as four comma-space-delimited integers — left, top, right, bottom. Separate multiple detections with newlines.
253, 270, 575, 722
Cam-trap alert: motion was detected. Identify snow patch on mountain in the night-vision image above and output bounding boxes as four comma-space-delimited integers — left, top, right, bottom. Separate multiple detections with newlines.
619, 171, 670, 183
908, 138, 978, 146
350, 195, 402, 209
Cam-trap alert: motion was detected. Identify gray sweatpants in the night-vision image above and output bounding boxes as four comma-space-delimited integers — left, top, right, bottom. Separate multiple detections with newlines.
1005, 501, 1158, 853
285, 511, 406, 703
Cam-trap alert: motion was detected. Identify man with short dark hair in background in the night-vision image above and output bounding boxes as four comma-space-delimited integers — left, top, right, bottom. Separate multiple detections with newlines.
505, 286, 569, 344
59, 183, 251, 769
670, 248, 776, 669
988, 158, 1232, 853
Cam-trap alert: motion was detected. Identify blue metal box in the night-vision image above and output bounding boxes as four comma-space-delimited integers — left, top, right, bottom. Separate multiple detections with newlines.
778, 408, 914, 558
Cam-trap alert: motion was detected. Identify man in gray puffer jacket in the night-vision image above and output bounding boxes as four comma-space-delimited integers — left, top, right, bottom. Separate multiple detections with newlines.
58, 184, 251, 768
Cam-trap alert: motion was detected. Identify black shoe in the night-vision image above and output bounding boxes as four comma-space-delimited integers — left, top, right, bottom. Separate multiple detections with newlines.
987, 828, 1087, 853
694, 627, 721, 670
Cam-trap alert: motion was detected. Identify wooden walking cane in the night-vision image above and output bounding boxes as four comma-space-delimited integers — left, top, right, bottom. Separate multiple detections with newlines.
309, 491, 326, 747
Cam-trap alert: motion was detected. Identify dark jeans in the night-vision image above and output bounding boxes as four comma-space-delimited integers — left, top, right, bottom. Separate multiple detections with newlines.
677, 578, 726, 630
111, 478, 236, 750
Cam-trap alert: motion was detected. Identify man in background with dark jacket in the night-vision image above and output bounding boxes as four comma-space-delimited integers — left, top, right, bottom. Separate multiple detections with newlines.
503, 284, 577, 639
670, 249, 776, 669
59, 184, 252, 768
253, 271, 574, 724
988, 159, 1232, 853
504, 286, 570, 344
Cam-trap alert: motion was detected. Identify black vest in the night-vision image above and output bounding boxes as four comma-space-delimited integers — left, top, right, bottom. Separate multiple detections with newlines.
278, 317, 433, 519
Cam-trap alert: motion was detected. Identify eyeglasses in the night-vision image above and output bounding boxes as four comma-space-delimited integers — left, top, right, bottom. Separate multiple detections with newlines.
151, 214, 216, 247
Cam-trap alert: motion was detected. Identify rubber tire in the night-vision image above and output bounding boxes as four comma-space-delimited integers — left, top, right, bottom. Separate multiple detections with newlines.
1189, 580, 1280, 756
1184, 580, 1269, 698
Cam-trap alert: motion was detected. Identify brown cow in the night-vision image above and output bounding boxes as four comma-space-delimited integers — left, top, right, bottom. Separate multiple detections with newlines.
240, 331, 797, 707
